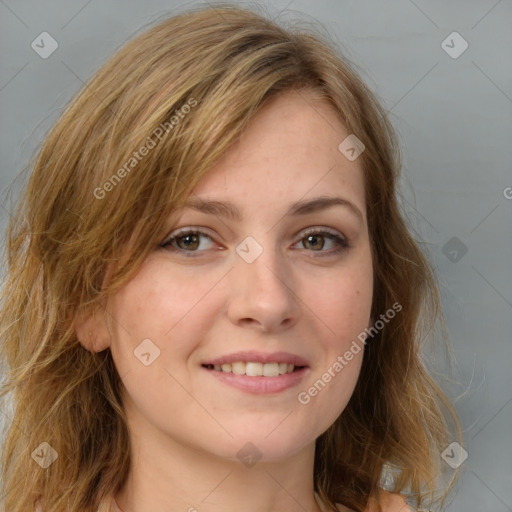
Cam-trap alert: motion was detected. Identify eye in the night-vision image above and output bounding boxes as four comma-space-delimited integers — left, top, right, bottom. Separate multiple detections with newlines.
160, 227, 350, 258
161, 228, 216, 255
294, 229, 350, 256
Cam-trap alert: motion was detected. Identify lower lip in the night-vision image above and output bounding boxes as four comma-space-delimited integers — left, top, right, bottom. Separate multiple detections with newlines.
204, 367, 308, 394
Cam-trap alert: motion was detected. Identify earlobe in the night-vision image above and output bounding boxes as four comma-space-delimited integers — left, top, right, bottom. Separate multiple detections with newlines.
75, 303, 111, 353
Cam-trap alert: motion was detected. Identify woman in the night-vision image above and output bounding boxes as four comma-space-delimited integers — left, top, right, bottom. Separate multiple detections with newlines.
0, 4, 462, 511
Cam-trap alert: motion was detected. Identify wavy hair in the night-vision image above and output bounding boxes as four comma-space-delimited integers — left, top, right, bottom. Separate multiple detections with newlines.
0, 4, 462, 511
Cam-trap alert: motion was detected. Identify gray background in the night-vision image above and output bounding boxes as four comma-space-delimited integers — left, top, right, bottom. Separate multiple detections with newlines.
0, 1, 511, 511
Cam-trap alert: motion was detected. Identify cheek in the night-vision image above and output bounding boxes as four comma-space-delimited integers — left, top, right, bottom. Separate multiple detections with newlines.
306, 260, 373, 348
108, 259, 223, 336
105, 262, 223, 428
298, 253, 372, 416
105, 260, 220, 374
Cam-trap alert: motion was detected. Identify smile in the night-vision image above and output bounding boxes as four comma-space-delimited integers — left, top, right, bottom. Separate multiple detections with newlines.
201, 351, 310, 394
203, 361, 297, 376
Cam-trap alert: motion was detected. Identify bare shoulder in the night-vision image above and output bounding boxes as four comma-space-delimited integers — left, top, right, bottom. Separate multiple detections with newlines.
377, 491, 410, 512
353, 491, 410, 512
324, 491, 410, 512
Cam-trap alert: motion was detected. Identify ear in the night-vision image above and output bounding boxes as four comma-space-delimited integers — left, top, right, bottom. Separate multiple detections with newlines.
75, 301, 111, 353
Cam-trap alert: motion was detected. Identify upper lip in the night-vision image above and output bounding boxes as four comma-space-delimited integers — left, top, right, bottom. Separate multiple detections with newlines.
202, 351, 309, 367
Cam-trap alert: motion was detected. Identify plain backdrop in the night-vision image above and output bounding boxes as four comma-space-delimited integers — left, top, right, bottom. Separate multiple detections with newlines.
0, 1, 511, 511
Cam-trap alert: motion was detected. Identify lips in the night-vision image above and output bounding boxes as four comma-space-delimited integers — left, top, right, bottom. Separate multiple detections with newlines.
201, 351, 309, 393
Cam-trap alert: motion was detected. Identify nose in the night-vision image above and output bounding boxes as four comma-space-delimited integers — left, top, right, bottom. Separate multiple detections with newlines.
226, 241, 300, 333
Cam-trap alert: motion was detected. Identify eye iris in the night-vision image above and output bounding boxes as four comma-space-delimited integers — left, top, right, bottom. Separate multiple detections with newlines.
304, 234, 324, 251
178, 234, 199, 250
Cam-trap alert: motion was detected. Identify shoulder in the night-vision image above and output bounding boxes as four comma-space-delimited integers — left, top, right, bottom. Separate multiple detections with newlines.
381, 491, 410, 511
326, 491, 409, 512
366, 491, 410, 512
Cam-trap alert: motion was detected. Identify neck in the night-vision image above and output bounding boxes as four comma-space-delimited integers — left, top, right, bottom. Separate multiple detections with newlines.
114, 415, 323, 512
115, 452, 324, 512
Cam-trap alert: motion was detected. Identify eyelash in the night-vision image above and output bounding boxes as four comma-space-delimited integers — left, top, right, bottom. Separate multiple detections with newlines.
160, 228, 351, 258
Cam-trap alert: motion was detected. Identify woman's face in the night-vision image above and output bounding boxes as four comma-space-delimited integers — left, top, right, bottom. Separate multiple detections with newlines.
102, 90, 373, 461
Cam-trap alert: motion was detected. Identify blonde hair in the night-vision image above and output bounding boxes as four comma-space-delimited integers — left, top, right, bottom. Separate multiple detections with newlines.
0, 4, 463, 511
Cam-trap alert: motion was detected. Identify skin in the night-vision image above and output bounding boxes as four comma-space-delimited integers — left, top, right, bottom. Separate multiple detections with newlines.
77, 89, 374, 512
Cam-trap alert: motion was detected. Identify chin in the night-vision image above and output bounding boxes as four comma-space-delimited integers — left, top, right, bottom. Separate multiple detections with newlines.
209, 425, 316, 463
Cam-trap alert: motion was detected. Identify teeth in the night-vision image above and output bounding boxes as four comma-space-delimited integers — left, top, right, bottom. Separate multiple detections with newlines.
246, 362, 263, 376
211, 362, 296, 376
232, 362, 245, 375
262, 362, 280, 377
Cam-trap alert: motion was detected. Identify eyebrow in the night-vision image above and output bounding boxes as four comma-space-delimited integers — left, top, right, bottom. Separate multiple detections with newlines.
181, 195, 364, 222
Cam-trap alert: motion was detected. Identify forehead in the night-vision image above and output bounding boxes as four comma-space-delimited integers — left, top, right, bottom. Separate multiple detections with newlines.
189, 90, 366, 221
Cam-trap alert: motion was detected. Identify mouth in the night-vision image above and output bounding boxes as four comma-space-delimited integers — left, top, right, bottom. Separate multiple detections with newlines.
201, 351, 310, 394
202, 362, 305, 376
